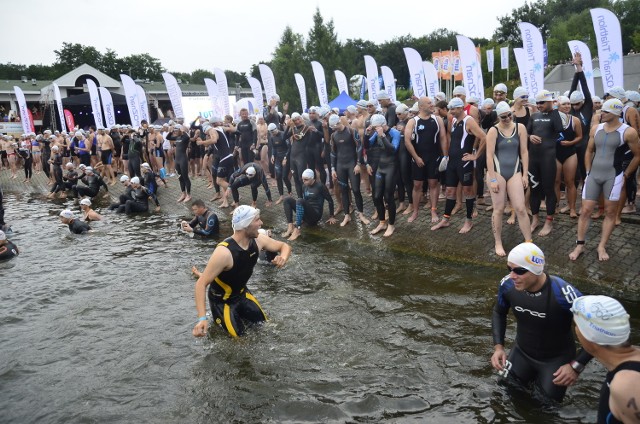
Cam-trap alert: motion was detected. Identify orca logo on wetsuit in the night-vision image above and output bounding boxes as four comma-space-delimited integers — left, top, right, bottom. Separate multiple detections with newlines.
514, 306, 546, 318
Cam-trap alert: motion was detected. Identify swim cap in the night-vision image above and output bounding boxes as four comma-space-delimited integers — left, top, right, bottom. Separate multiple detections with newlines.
270, 94, 280, 102
85, 167, 94, 173
571, 295, 630, 345
377, 92, 390, 100
409, 102, 419, 112
130, 176, 140, 184
66, 162, 74, 168
356, 100, 369, 109
626, 90, 640, 103
173, 124, 183, 131
329, 115, 340, 128
535, 90, 554, 102
570, 91, 585, 104
495, 101, 511, 116
291, 112, 301, 119
482, 98, 495, 108
602, 99, 624, 116
592, 96, 602, 103
494, 83, 508, 94
267, 123, 277, 131
309, 106, 319, 114
370, 114, 386, 127
60, 209, 74, 219
452, 86, 466, 96
346, 105, 357, 114
246, 166, 256, 177
396, 104, 409, 114
232, 205, 260, 231
507, 242, 545, 275
78, 164, 86, 170
605, 86, 626, 100
302, 169, 315, 179
557, 95, 570, 105
120, 175, 130, 182
467, 95, 479, 105
80, 198, 91, 206
0, 230, 5, 241
513, 86, 528, 99
435, 92, 447, 101
141, 162, 151, 169
447, 98, 465, 109
52, 145, 59, 151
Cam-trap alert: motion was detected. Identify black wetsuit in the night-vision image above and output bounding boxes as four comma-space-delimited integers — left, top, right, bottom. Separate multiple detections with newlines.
18, 146, 33, 180
73, 174, 108, 199
68, 219, 90, 234
110, 130, 122, 158
527, 110, 564, 216
556, 116, 577, 164
285, 124, 310, 198
443, 116, 476, 220
142, 171, 160, 207
597, 361, 640, 424
109, 184, 134, 210
63, 169, 79, 191
370, 128, 401, 225
118, 186, 151, 215
236, 119, 256, 164
188, 209, 219, 237
50, 152, 64, 193
0, 240, 18, 261
307, 119, 327, 187
410, 115, 442, 181
331, 126, 364, 214
492, 274, 592, 402
268, 129, 292, 196
514, 107, 531, 128
207, 237, 266, 337
284, 180, 334, 227
41, 138, 51, 178
121, 135, 130, 161
212, 128, 235, 179
228, 162, 272, 204
168, 132, 191, 194
127, 135, 143, 179
569, 71, 594, 182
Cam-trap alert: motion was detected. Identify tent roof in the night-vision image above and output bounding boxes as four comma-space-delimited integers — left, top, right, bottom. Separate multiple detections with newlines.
328, 91, 357, 112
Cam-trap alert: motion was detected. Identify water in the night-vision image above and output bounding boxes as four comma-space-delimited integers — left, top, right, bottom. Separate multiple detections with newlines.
1, 192, 638, 423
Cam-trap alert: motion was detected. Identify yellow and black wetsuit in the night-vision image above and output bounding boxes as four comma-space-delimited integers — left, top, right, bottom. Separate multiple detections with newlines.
207, 237, 267, 337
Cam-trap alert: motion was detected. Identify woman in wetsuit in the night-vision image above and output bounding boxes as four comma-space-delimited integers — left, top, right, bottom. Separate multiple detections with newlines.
284, 113, 310, 198
555, 97, 582, 218
486, 102, 531, 256
48, 145, 65, 198
512, 87, 531, 128
18, 139, 32, 183
268, 123, 292, 203
167, 125, 191, 203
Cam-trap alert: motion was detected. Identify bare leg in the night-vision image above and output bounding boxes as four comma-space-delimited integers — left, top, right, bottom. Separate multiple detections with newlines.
569, 199, 596, 260
408, 180, 422, 223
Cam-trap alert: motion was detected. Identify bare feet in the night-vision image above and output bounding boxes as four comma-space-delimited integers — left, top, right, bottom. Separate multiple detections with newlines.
288, 227, 301, 241
622, 204, 636, 214
569, 245, 585, 261
477, 197, 485, 205
451, 202, 462, 215
495, 244, 507, 257
430, 210, 439, 223
560, 205, 570, 214
459, 219, 473, 234
597, 245, 610, 261
472, 208, 478, 219
383, 224, 395, 237
486, 205, 493, 212
504, 205, 512, 214
530, 216, 539, 233
402, 205, 414, 216
357, 212, 371, 225
340, 214, 351, 227
538, 219, 553, 236
396, 203, 406, 213
370, 222, 387, 235
275, 196, 284, 205
211, 193, 222, 201
281, 226, 293, 238
431, 218, 450, 231
371, 211, 378, 221
109, 180, 117, 186
615, 217, 622, 226
507, 212, 516, 225
177, 193, 186, 203
569, 209, 578, 218
407, 213, 418, 223
219, 201, 229, 208
335, 205, 344, 215
183, 194, 192, 203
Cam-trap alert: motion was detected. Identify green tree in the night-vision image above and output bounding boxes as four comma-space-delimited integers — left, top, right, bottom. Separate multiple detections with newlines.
305, 7, 340, 105
120, 53, 164, 80
54, 42, 103, 72
270, 26, 308, 112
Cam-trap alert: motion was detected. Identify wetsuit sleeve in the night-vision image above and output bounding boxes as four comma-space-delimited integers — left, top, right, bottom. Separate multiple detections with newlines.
322, 185, 334, 216
193, 212, 219, 236
552, 110, 564, 133
492, 276, 513, 346
99, 176, 109, 192
330, 133, 337, 170
143, 186, 159, 206
355, 130, 364, 165
388, 128, 401, 151
188, 216, 198, 229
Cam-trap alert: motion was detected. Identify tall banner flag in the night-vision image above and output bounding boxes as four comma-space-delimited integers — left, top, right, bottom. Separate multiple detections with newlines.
294, 73, 308, 112
422, 61, 439, 97
452, 51, 463, 81
136, 85, 149, 123
64, 109, 75, 131
431, 52, 442, 78
441, 50, 452, 79
403, 48, 426, 98
246, 77, 264, 115
52, 83, 67, 132
334, 70, 348, 94
487, 49, 495, 73
380, 66, 396, 102
364, 55, 380, 103
567, 40, 597, 96
513, 48, 530, 94
500, 47, 509, 69
98, 87, 116, 129
13, 86, 33, 134
204, 78, 224, 118
86, 79, 105, 129
359, 76, 366, 100
590, 8, 623, 92
310, 61, 329, 106
258, 64, 277, 102
214, 68, 230, 116
456, 35, 485, 102
160, 72, 184, 120
518, 22, 545, 98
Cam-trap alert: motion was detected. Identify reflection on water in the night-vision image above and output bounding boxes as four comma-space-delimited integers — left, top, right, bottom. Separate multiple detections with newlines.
1, 193, 637, 423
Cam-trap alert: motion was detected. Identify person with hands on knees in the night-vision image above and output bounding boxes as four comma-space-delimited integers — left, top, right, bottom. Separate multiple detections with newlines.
491, 242, 592, 403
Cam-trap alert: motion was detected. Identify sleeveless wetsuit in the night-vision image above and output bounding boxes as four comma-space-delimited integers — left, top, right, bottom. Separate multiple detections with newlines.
447, 115, 475, 187
493, 124, 521, 181
597, 361, 640, 424
556, 116, 577, 164
582, 123, 629, 202
410, 115, 442, 181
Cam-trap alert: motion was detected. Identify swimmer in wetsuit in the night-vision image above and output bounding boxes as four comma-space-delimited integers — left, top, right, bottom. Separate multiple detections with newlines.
268, 123, 292, 204
485, 101, 531, 256
571, 295, 640, 424
59, 209, 91, 234
181, 199, 219, 238
0, 230, 19, 261
491, 242, 592, 403
227, 163, 272, 209
191, 205, 291, 338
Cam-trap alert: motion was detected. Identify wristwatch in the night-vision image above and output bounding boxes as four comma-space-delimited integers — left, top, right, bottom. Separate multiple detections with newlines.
570, 360, 585, 373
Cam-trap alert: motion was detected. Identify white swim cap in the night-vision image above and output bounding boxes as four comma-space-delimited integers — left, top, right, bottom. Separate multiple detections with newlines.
602, 99, 624, 116
396, 104, 409, 114
570, 91, 585, 104
120, 175, 130, 182
377, 92, 390, 100
60, 209, 74, 219
447, 98, 465, 109
494, 83, 508, 94
80, 198, 91, 206
452, 86, 466, 96
291, 112, 301, 120
482, 98, 495, 108
346, 105, 357, 114
66, 162, 75, 169
52, 145, 59, 151
246, 166, 256, 177
267, 123, 277, 131
232, 205, 260, 231
435, 92, 447, 101
592, 96, 602, 103
513, 86, 528, 99
302, 169, 315, 180
328, 115, 340, 128
85, 167, 94, 173
507, 242, 545, 275
141, 162, 151, 169
606, 86, 626, 100
495, 101, 511, 116
130, 176, 140, 184
370, 114, 386, 127
535, 90, 554, 102
557, 95, 570, 105
571, 295, 630, 345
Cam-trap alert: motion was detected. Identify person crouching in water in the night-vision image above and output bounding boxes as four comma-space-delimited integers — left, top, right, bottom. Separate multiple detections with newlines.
59, 209, 90, 234
115, 176, 159, 214
181, 199, 219, 238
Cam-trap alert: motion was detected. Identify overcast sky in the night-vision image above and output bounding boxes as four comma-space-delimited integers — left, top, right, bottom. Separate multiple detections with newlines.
2, 0, 527, 75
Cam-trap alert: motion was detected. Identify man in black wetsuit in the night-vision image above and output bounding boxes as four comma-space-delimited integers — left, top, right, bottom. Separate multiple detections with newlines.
181, 199, 219, 238
167, 124, 191, 203
0, 230, 19, 261
227, 163, 272, 209
282, 168, 336, 241
268, 122, 292, 203
59, 209, 90, 234
571, 295, 640, 424
191, 205, 291, 338
72, 166, 108, 199
527, 90, 564, 237
235, 108, 256, 166
491, 242, 592, 403
108, 175, 134, 210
